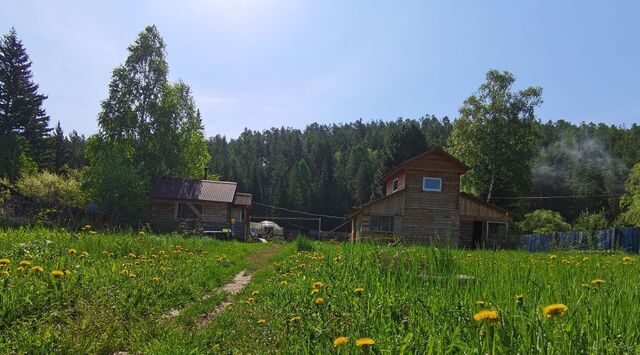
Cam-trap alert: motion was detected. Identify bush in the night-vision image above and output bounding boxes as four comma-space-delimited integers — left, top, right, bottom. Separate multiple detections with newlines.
517, 209, 571, 234
294, 235, 314, 252
573, 210, 609, 232
15, 170, 87, 209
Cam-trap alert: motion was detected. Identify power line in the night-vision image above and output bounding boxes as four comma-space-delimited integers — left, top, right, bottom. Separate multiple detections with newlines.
252, 201, 346, 219
492, 194, 623, 200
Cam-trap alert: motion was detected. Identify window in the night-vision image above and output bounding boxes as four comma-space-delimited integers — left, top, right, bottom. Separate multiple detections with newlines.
370, 215, 394, 232
392, 179, 398, 192
422, 177, 442, 192
230, 207, 245, 223
176, 202, 203, 219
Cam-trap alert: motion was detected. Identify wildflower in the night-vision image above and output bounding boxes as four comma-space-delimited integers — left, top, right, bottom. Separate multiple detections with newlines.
580, 283, 590, 288
353, 287, 365, 294
252, 290, 259, 296
151, 276, 160, 282
84, 224, 91, 229
80, 252, 89, 258
138, 231, 145, 235
333, 255, 342, 262
51, 270, 64, 278
68, 248, 77, 255
64, 270, 72, 275
0, 271, 8, 277
473, 310, 500, 323
0, 258, 10, 265
280, 280, 288, 285
582, 257, 589, 262
245, 297, 255, 304
549, 255, 557, 261
543, 303, 568, 318
89, 231, 97, 235
310, 288, 320, 295
591, 279, 605, 285
19, 260, 31, 266
313, 281, 324, 289
120, 269, 129, 276
333, 336, 348, 347
290, 316, 301, 323
474, 300, 486, 307
515, 295, 524, 307
355, 338, 375, 348
17, 267, 25, 272
315, 297, 324, 305
257, 319, 266, 326
31, 266, 44, 272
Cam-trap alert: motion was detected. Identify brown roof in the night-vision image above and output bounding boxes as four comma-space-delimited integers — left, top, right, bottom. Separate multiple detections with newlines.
379, 148, 470, 183
233, 193, 253, 206
150, 178, 237, 203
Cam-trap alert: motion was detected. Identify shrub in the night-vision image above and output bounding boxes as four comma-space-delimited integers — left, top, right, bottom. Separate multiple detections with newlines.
573, 210, 609, 232
517, 209, 570, 234
15, 170, 87, 210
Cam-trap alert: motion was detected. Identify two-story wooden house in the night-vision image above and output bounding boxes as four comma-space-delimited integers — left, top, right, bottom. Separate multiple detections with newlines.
349, 149, 513, 247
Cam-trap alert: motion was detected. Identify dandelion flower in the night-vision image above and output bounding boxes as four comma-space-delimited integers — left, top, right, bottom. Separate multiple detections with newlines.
591, 279, 605, 285
151, 276, 160, 282
315, 297, 324, 305
17, 267, 25, 272
257, 319, 266, 326
0, 271, 8, 277
580, 283, 590, 288
353, 287, 365, 294
474, 300, 486, 307
19, 260, 31, 266
313, 281, 324, 289
31, 266, 44, 272
245, 297, 255, 304
252, 290, 259, 296
0, 258, 10, 265
623, 256, 633, 262
51, 270, 64, 278
310, 288, 320, 295
543, 303, 568, 318
80, 252, 89, 257
89, 231, 97, 235
68, 248, 77, 255
290, 316, 301, 323
473, 310, 500, 323
515, 295, 524, 306
355, 338, 375, 348
333, 336, 348, 347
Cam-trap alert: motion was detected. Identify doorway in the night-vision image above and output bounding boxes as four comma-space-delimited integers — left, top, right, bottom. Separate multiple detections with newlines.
472, 221, 483, 248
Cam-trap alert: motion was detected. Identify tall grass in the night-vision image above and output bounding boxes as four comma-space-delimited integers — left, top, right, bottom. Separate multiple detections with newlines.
294, 234, 314, 252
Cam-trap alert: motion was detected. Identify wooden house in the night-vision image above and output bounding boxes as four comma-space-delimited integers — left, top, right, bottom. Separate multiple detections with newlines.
349, 149, 513, 248
150, 178, 252, 238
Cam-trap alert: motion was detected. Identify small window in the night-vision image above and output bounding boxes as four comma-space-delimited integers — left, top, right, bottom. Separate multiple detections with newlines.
423, 177, 442, 192
370, 215, 394, 232
176, 202, 203, 219
392, 179, 398, 192
230, 207, 245, 223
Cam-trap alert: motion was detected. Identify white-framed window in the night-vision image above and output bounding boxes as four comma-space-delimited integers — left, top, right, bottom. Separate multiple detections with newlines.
392, 178, 398, 192
175, 202, 203, 219
422, 177, 442, 192
370, 215, 394, 232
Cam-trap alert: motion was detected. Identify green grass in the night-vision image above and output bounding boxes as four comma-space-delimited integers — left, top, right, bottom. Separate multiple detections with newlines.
0, 227, 263, 354
204, 242, 640, 354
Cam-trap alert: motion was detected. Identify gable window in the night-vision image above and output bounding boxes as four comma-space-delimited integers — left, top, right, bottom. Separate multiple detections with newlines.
176, 202, 203, 219
423, 177, 442, 192
392, 179, 398, 192
370, 215, 394, 232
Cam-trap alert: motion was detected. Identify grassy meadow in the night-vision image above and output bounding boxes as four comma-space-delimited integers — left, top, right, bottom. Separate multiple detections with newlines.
1, 230, 639, 354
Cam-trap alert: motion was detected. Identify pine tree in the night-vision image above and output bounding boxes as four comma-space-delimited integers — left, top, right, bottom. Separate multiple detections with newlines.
50, 121, 68, 173
381, 120, 429, 175
0, 28, 51, 177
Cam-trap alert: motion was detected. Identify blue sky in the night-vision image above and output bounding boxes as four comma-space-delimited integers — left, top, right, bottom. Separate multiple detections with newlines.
2, 1, 639, 139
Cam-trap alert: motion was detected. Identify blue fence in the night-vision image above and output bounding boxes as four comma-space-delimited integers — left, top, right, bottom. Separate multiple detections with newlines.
522, 227, 640, 253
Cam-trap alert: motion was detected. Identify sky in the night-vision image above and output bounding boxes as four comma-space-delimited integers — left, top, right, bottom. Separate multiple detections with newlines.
2, 1, 639, 139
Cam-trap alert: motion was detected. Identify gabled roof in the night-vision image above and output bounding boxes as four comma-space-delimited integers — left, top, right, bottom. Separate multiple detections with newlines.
379, 148, 470, 183
150, 178, 237, 203
233, 193, 253, 206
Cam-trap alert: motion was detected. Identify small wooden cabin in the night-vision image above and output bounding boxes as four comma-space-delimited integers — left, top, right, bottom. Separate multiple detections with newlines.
150, 178, 252, 238
349, 149, 513, 247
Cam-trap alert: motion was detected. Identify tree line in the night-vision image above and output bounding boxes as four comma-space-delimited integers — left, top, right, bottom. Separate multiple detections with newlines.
1, 25, 640, 230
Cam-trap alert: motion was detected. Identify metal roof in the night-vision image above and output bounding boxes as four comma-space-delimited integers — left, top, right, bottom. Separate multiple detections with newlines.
233, 193, 253, 206
150, 178, 238, 203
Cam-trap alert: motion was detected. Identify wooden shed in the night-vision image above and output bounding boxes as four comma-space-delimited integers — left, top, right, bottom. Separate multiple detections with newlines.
349, 149, 513, 247
150, 178, 252, 238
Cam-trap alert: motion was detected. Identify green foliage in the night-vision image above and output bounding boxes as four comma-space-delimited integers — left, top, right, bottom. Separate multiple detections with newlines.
15, 170, 86, 210
573, 210, 609, 232
617, 162, 640, 226
381, 119, 428, 175
449, 69, 542, 202
294, 234, 314, 252
518, 209, 571, 234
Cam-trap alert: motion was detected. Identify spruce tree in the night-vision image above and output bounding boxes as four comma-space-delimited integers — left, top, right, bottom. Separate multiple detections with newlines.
0, 28, 51, 179
50, 121, 69, 173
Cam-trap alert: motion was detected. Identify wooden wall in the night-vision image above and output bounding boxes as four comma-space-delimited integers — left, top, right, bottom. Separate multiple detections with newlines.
384, 171, 406, 195
459, 195, 511, 222
459, 219, 475, 248
151, 199, 230, 232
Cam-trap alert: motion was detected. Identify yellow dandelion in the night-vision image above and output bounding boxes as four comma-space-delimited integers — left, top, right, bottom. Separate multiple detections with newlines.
19, 260, 31, 266
0, 271, 8, 277
333, 255, 342, 262
623, 256, 633, 263
68, 248, 77, 255
31, 266, 44, 272
580, 283, 590, 288
353, 287, 365, 294
252, 290, 259, 296
591, 279, 605, 285
474, 300, 486, 307
582, 257, 589, 262
245, 297, 255, 304
280, 280, 288, 285
473, 310, 500, 323
310, 288, 320, 295
355, 338, 375, 348
0, 258, 10, 265
50, 270, 64, 278
257, 319, 266, 326
151, 276, 160, 282
333, 336, 348, 347
543, 303, 568, 318
89, 230, 97, 235
80, 251, 89, 257
313, 281, 324, 289
290, 316, 301, 323
138, 231, 145, 235
315, 297, 324, 305
120, 269, 129, 276
515, 295, 524, 306
17, 267, 25, 272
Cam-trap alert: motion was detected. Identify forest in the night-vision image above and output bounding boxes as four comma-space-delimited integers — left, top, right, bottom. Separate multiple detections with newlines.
2, 25, 640, 231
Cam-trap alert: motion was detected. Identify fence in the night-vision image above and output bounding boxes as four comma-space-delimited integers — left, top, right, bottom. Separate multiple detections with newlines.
522, 227, 640, 253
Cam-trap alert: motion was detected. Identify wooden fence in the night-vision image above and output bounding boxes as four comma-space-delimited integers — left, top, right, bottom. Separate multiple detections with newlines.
522, 227, 640, 253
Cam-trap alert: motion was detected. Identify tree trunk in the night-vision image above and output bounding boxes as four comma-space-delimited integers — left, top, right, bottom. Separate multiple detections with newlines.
487, 172, 495, 202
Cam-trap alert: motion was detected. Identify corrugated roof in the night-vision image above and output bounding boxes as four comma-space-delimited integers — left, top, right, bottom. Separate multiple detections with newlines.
150, 178, 237, 203
233, 193, 253, 206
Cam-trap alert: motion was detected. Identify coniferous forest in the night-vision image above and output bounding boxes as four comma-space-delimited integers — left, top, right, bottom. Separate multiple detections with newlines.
2, 25, 640, 230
